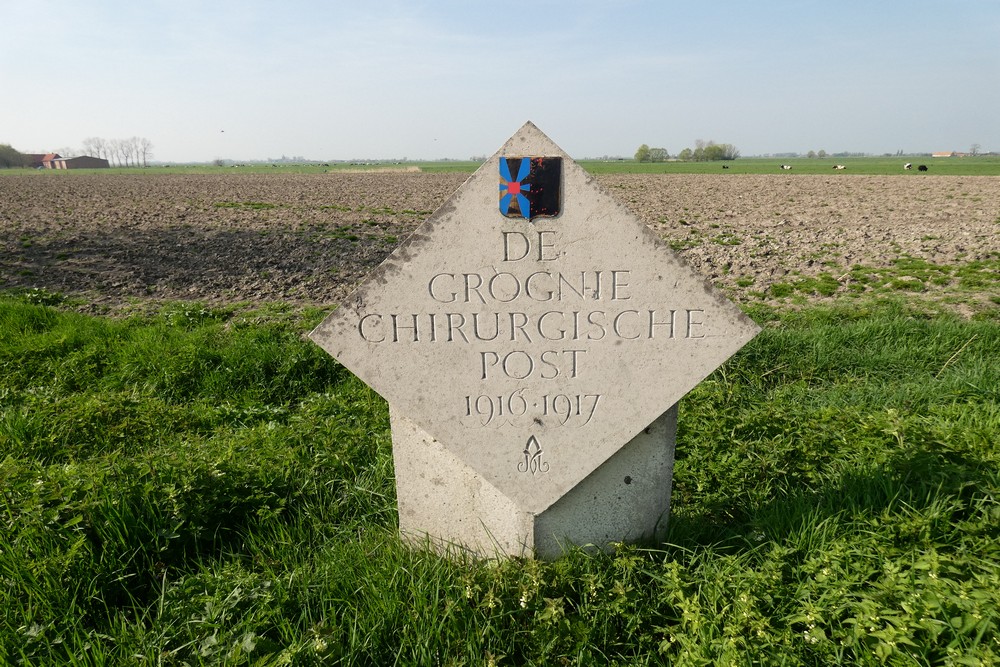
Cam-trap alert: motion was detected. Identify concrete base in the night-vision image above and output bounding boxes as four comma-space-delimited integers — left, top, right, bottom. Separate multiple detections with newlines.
391, 404, 677, 559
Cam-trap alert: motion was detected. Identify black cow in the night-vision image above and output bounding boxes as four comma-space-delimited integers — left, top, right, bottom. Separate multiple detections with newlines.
918, 165, 928, 171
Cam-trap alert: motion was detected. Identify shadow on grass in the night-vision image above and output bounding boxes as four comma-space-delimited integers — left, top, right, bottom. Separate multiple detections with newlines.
660, 437, 999, 552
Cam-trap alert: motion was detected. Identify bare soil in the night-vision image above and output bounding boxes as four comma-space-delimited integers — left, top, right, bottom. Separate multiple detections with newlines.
2, 172, 998, 314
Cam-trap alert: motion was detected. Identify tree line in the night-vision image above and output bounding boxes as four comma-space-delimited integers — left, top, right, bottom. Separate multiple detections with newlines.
0, 144, 26, 168
81, 137, 154, 167
634, 139, 740, 162
0, 138, 154, 168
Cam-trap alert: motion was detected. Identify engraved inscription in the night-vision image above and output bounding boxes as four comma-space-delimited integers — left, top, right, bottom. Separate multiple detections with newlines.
352, 230, 714, 443
462, 391, 602, 428
518, 435, 550, 475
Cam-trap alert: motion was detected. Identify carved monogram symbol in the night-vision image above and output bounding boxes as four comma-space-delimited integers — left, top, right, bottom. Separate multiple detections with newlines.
518, 435, 550, 475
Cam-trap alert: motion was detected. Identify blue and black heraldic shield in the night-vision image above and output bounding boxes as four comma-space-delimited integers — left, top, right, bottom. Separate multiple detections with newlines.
499, 157, 562, 221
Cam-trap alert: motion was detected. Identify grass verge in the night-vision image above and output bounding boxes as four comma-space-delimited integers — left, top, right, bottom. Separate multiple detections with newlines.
1, 295, 998, 665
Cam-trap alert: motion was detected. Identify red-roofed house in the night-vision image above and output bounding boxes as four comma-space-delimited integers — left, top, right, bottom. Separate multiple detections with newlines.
23, 153, 61, 168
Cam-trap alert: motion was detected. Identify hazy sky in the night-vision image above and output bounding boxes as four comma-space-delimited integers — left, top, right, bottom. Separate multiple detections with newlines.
3, 1, 999, 162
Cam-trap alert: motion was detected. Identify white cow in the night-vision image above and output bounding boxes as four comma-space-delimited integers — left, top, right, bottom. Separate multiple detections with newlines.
833, 165, 846, 170
780, 164, 792, 170
904, 163, 912, 170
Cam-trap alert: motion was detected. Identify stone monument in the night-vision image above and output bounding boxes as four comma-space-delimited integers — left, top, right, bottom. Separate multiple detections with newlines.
310, 122, 759, 558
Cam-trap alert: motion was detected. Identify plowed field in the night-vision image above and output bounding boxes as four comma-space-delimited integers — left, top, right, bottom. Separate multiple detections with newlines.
2, 172, 998, 314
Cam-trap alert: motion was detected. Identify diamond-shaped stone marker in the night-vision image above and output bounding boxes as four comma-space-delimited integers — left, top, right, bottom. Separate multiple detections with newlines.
311, 122, 759, 530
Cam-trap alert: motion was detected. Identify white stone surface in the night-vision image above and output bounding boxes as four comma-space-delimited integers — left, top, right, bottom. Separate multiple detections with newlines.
391, 406, 534, 557
311, 122, 759, 515
533, 405, 677, 558
391, 404, 677, 559
310, 122, 759, 556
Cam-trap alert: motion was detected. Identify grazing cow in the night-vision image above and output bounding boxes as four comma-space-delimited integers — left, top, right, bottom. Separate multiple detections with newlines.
833, 165, 846, 170
904, 163, 912, 170
780, 164, 792, 170
918, 165, 928, 171
722, 165, 729, 169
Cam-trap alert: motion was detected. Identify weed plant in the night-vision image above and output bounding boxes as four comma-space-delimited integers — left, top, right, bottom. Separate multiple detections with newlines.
1, 295, 998, 665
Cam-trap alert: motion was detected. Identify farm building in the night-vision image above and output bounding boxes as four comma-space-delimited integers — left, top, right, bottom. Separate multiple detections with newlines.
50, 156, 110, 169
23, 153, 61, 169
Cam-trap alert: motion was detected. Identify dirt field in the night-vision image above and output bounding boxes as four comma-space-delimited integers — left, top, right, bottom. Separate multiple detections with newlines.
1, 172, 998, 314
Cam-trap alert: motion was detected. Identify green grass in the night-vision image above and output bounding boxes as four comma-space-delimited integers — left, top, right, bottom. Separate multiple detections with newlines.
759, 256, 1000, 307
1, 295, 999, 664
0, 161, 480, 176
579, 156, 1000, 176
4, 156, 1000, 176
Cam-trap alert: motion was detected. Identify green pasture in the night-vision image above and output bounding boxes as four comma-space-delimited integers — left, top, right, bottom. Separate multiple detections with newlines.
4, 156, 1000, 176
0, 161, 480, 176
2, 291, 999, 665
579, 156, 1000, 176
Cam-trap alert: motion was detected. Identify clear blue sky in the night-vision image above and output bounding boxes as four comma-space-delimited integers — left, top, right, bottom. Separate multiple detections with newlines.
3, 0, 998, 162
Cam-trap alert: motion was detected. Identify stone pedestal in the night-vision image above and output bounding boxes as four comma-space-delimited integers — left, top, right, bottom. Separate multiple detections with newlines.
392, 405, 677, 559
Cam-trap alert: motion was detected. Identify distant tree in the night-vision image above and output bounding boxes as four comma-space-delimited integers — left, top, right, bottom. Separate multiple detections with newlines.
81, 137, 151, 165
681, 140, 739, 161
0, 144, 27, 168
718, 143, 740, 160
806, 150, 816, 159
634, 144, 651, 162
704, 143, 724, 160
108, 139, 121, 166
817, 149, 827, 158
138, 137, 153, 167
970, 143, 981, 156
82, 137, 102, 158
123, 138, 138, 167
692, 139, 707, 161
648, 147, 669, 162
